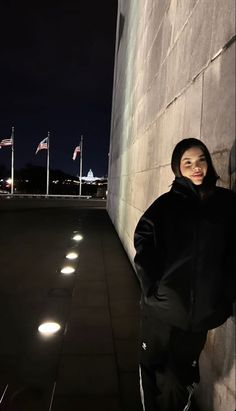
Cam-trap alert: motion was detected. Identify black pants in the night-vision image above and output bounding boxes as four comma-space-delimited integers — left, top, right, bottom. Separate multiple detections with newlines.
139, 313, 207, 411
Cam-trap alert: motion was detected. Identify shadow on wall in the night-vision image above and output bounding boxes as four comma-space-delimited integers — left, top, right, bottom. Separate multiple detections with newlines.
229, 139, 236, 192
117, 12, 125, 51
229, 137, 236, 357
200, 319, 235, 411
197, 140, 236, 411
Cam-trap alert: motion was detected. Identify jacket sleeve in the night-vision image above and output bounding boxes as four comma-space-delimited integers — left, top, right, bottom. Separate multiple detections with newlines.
134, 212, 160, 298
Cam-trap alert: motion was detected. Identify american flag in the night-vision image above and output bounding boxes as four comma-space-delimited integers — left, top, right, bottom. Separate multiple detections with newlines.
72, 145, 81, 160
0, 138, 13, 147
35, 137, 48, 154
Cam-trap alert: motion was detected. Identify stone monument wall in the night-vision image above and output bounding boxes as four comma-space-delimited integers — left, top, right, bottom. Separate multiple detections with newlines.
107, 1, 235, 409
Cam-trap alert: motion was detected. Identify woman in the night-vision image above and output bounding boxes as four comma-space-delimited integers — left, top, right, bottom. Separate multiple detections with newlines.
134, 138, 235, 411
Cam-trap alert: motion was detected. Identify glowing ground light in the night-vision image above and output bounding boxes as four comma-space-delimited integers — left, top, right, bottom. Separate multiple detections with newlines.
66, 252, 78, 260
38, 322, 61, 336
60, 266, 75, 275
72, 234, 83, 241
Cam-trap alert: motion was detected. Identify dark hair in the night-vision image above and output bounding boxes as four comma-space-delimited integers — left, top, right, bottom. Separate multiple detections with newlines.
171, 138, 219, 190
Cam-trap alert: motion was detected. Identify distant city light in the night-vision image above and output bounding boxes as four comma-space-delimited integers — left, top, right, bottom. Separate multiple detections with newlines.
38, 322, 61, 336
72, 234, 83, 241
60, 266, 75, 274
66, 252, 78, 260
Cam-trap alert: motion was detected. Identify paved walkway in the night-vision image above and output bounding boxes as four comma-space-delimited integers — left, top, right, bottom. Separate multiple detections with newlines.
0, 199, 142, 410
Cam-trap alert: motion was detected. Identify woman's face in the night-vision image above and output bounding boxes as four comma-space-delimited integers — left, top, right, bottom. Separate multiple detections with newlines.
180, 146, 208, 185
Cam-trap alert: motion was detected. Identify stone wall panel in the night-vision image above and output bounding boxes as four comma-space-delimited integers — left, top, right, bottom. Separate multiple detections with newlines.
132, 171, 150, 212
155, 95, 185, 166
146, 0, 169, 55
145, 167, 161, 208
161, 11, 173, 64
147, 24, 163, 90
211, 0, 236, 56
188, 0, 215, 81
145, 75, 161, 127
172, 0, 198, 43
151, 0, 171, 41
157, 164, 174, 197
183, 75, 202, 138
166, 27, 190, 104
137, 99, 147, 138
156, 61, 168, 114
201, 43, 235, 153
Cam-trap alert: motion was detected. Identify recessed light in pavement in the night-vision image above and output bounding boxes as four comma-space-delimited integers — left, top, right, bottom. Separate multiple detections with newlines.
72, 234, 83, 241
66, 252, 78, 260
60, 266, 75, 274
38, 322, 61, 336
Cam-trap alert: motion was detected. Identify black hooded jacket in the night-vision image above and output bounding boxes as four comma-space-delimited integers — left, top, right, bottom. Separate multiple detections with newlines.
134, 177, 236, 331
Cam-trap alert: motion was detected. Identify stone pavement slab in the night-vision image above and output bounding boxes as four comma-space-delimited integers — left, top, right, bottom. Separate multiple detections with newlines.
0, 198, 142, 410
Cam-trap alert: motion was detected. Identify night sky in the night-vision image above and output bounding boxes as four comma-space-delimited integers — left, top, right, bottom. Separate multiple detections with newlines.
0, 1, 117, 177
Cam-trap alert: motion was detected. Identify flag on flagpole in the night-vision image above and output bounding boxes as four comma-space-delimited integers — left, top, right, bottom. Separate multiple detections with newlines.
0, 138, 13, 148
35, 137, 48, 154
72, 145, 81, 160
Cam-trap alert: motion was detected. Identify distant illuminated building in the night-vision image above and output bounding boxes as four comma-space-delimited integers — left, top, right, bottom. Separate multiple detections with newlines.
81, 169, 102, 183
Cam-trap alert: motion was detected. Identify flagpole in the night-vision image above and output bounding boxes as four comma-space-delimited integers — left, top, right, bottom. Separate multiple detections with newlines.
46, 131, 50, 196
79, 135, 83, 196
11, 126, 14, 195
